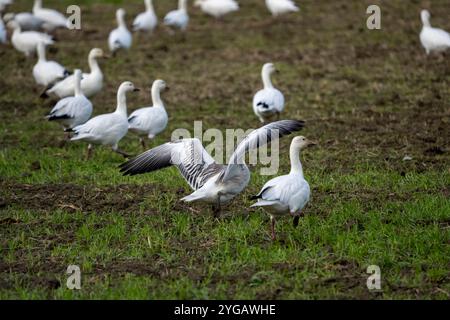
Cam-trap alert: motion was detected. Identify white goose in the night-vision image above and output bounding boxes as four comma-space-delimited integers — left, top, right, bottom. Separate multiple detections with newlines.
33, 42, 69, 87
43, 48, 107, 99
133, 0, 158, 33
253, 63, 285, 123
265, 0, 299, 16
164, 0, 189, 31
71, 81, 140, 159
194, 0, 239, 19
120, 120, 304, 215
0, 14, 6, 44
8, 20, 54, 57
251, 136, 316, 240
0, 0, 12, 13
108, 8, 132, 54
3, 12, 46, 31
128, 80, 169, 150
33, 0, 68, 30
420, 10, 450, 55
46, 69, 93, 131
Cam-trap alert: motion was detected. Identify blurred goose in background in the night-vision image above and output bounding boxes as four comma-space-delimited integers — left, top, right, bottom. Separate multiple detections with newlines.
3, 12, 46, 31
46, 69, 93, 133
133, 0, 158, 33
71, 81, 139, 159
265, 0, 299, 16
164, 0, 189, 31
120, 120, 304, 216
251, 136, 316, 240
0, 0, 13, 13
43, 48, 107, 99
108, 8, 132, 54
8, 20, 54, 57
194, 0, 239, 19
33, 42, 69, 87
0, 14, 6, 43
253, 63, 285, 123
420, 9, 450, 55
33, 0, 68, 30
128, 79, 169, 150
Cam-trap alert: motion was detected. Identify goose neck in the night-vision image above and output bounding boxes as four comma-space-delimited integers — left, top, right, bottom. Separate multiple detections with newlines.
262, 69, 273, 89
152, 87, 164, 108
179, 0, 187, 12
289, 144, 304, 176
145, 0, 154, 12
116, 88, 128, 116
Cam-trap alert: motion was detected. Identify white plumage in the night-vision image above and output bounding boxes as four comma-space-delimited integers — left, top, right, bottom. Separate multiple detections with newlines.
3, 12, 46, 31
71, 81, 140, 159
420, 10, 450, 55
265, 0, 299, 16
8, 20, 54, 57
33, 0, 68, 30
128, 80, 169, 149
194, 0, 239, 19
253, 63, 285, 123
44, 48, 107, 99
251, 136, 316, 240
164, 0, 189, 31
33, 42, 69, 87
133, 0, 158, 33
108, 8, 132, 53
46, 69, 93, 131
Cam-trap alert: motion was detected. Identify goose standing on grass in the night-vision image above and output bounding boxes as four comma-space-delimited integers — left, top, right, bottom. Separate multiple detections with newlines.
164, 0, 189, 31
108, 8, 132, 54
194, 0, 239, 19
8, 20, 54, 57
265, 0, 299, 16
71, 81, 140, 159
253, 63, 285, 123
120, 120, 304, 216
43, 48, 108, 99
46, 69, 93, 133
0, 15, 6, 44
3, 12, 45, 31
251, 136, 316, 240
33, 0, 69, 31
420, 10, 450, 55
128, 80, 169, 150
133, 0, 158, 33
33, 42, 69, 87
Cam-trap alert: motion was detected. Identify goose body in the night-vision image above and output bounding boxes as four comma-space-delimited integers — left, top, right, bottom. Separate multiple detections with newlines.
46, 69, 93, 130
44, 48, 107, 99
71, 81, 139, 157
120, 120, 305, 213
194, 0, 239, 19
251, 136, 315, 240
108, 8, 132, 53
33, 42, 69, 87
164, 0, 189, 31
253, 63, 285, 123
33, 0, 68, 30
420, 10, 450, 55
265, 0, 299, 16
3, 12, 46, 31
128, 80, 168, 147
133, 0, 158, 33
8, 20, 54, 57
0, 15, 6, 43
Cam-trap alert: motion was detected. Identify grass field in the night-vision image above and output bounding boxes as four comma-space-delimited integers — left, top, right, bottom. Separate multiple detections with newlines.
0, 0, 449, 299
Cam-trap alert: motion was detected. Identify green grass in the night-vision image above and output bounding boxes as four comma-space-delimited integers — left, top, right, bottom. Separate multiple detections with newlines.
0, 0, 449, 299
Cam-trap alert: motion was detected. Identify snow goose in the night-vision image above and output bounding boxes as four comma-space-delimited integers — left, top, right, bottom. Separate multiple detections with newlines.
33, 42, 69, 87
71, 81, 140, 159
8, 20, 54, 57
0, 0, 13, 13
3, 12, 46, 31
164, 0, 189, 31
420, 10, 450, 55
194, 0, 239, 19
128, 79, 169, 150
108, 8, 132, 54
43, 48, 108, 99
251, 136, 316, 240
32, 0, 68, 31
46, 69, 93, 132
120, 120, 305, 216
253, 63, 285, 123
133, 0, 158, 33
266, 0, 299, 17
0, 15, 6, 44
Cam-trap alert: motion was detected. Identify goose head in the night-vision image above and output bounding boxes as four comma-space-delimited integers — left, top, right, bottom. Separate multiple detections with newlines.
119, 81, 140, 94
421, 10, 431, 27
89, 48, 109, 60
6, 20, 20, 31
152, 79, 168, 92
263, 62, 278, 75
3, 13, 15, 23
291, 136, 317, 150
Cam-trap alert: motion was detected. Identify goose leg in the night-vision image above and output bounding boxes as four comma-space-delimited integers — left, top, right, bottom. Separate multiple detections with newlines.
213, 194, 222, 218
140, 138, 147, 151
270, 216, 276, 241
86, 144, 93, 160
114, 148, 132, 158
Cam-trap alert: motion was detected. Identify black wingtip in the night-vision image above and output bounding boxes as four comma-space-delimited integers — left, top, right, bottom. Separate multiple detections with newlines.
249, 195, 260, 201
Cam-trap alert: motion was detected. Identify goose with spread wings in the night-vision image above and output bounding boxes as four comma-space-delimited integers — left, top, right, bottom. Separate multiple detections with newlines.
120, 120, 305, 215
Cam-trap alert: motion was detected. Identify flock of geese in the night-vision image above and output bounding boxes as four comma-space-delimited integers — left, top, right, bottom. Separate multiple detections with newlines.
1, 0, 450, 240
